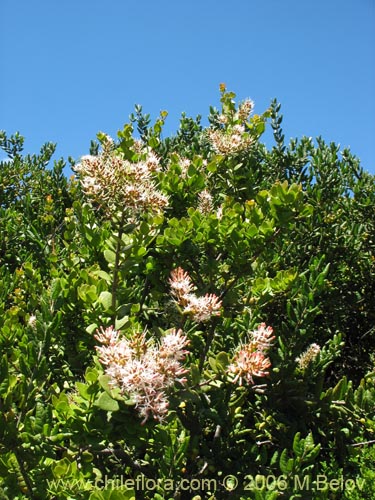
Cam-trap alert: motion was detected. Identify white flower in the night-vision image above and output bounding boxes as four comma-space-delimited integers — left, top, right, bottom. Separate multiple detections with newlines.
160, 329, 189, 360
95, 328, 189, 423
183, 294, 222, 323
169, 268, 222, 322
28, 315, 37, 329
169, 267, 195, 304
216, 206, 223, 220
238, 99, 254, 122
73, 139, 168, 217
251, 323, 275, 351
228, 349, 271, 386
197, 189, 213, 214
296, 343, 321, 371
207, 126, 253, 155
228, 324, 275, 386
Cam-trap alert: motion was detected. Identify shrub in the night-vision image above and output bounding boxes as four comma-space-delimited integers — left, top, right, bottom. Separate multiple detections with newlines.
0, 86, 374, 499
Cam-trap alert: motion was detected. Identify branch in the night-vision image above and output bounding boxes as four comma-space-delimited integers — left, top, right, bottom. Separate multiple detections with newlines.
111, 211, 127, 321
350, 440, 375, 448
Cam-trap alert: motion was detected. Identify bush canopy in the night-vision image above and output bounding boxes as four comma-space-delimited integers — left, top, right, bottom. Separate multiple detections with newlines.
1, 86, 375, 499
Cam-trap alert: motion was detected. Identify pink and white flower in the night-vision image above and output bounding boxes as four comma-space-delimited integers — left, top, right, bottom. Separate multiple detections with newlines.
95, 327, 189, 424
228, 324, 275, 386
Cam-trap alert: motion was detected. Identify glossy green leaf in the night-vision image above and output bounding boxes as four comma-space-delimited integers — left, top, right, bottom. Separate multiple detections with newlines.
95, 391, 119, 412
98, 291, 113, 311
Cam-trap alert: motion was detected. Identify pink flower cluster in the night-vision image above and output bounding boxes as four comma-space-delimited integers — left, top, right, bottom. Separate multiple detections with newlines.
95, 326, 189, 424
169, 268, 222, 323
228, 323, 275, 385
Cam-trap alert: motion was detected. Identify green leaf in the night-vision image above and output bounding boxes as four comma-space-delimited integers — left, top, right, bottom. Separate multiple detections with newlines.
52, 394, 71, 414
104, 249, 116, 264
86, 323, 98, 334
115, 315, 130, 330
85, 367, 98, 383
292, 432, 302, 455
93, 270, 112, 283
98, 374, 122, 400
139, 221, 149, 235
52, 458, 71, 478
279, 448, 294, 474
189, 363, 201, 385
98, 374, 113, 393
0, 356, 9, 392
216, 351, 230, 371
304, 432, 314, 452
95, 392, 119, 412
98, 291, 113, 311
131, 303, 140, 314
78, 284, 98, 303
208, 357, 217, 372
76, 382, 91, 401
136, 246, 147, 257
305, 444, 321, 462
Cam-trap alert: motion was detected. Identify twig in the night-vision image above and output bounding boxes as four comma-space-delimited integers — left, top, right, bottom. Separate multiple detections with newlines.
350, 440, 375, 448
111, 211, 126, 321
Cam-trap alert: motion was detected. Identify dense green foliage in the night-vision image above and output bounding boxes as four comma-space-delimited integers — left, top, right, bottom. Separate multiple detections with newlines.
1, 87, 375, 500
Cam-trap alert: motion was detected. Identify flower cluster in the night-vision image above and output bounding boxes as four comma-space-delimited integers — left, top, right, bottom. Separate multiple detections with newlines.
95, 326, 189, 424
167, 155, 208, 179
74, 138, 168, 217
28, 314, 37, 329
178, 156, 192, 178
207, 124, 254, 155
169, 267, 222, 322
207, 97, 255, 156
197, 189, 214, 214
169, 267, 195, 305
228, 323, 275, 385
237, 98, 255, 123
296, 343, 321, 371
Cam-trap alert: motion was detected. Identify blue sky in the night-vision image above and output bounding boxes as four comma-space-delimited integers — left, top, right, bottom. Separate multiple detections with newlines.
1, 0, 374, 175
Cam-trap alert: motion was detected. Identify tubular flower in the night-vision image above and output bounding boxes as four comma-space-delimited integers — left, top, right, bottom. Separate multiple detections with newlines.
169, 268, 222, 322
296, 343, 321, 371
159, 330, 190, 361
94, 325, 119, 346
228, 324, 275, 386
251, 322, 275, 351
73, 138, 168, 217
183, 294, 222, 323
169, 267, 195, 305
95, 327, 189, 424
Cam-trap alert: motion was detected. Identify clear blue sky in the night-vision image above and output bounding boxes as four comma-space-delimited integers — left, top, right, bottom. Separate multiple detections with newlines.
1, 0, 374, 174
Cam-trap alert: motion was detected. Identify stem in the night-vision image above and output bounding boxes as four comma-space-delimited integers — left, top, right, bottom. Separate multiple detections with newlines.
138, 277, 150, 314
350, 439, 375, 448
198, 321, 217, 373
111, 211, 126, 321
